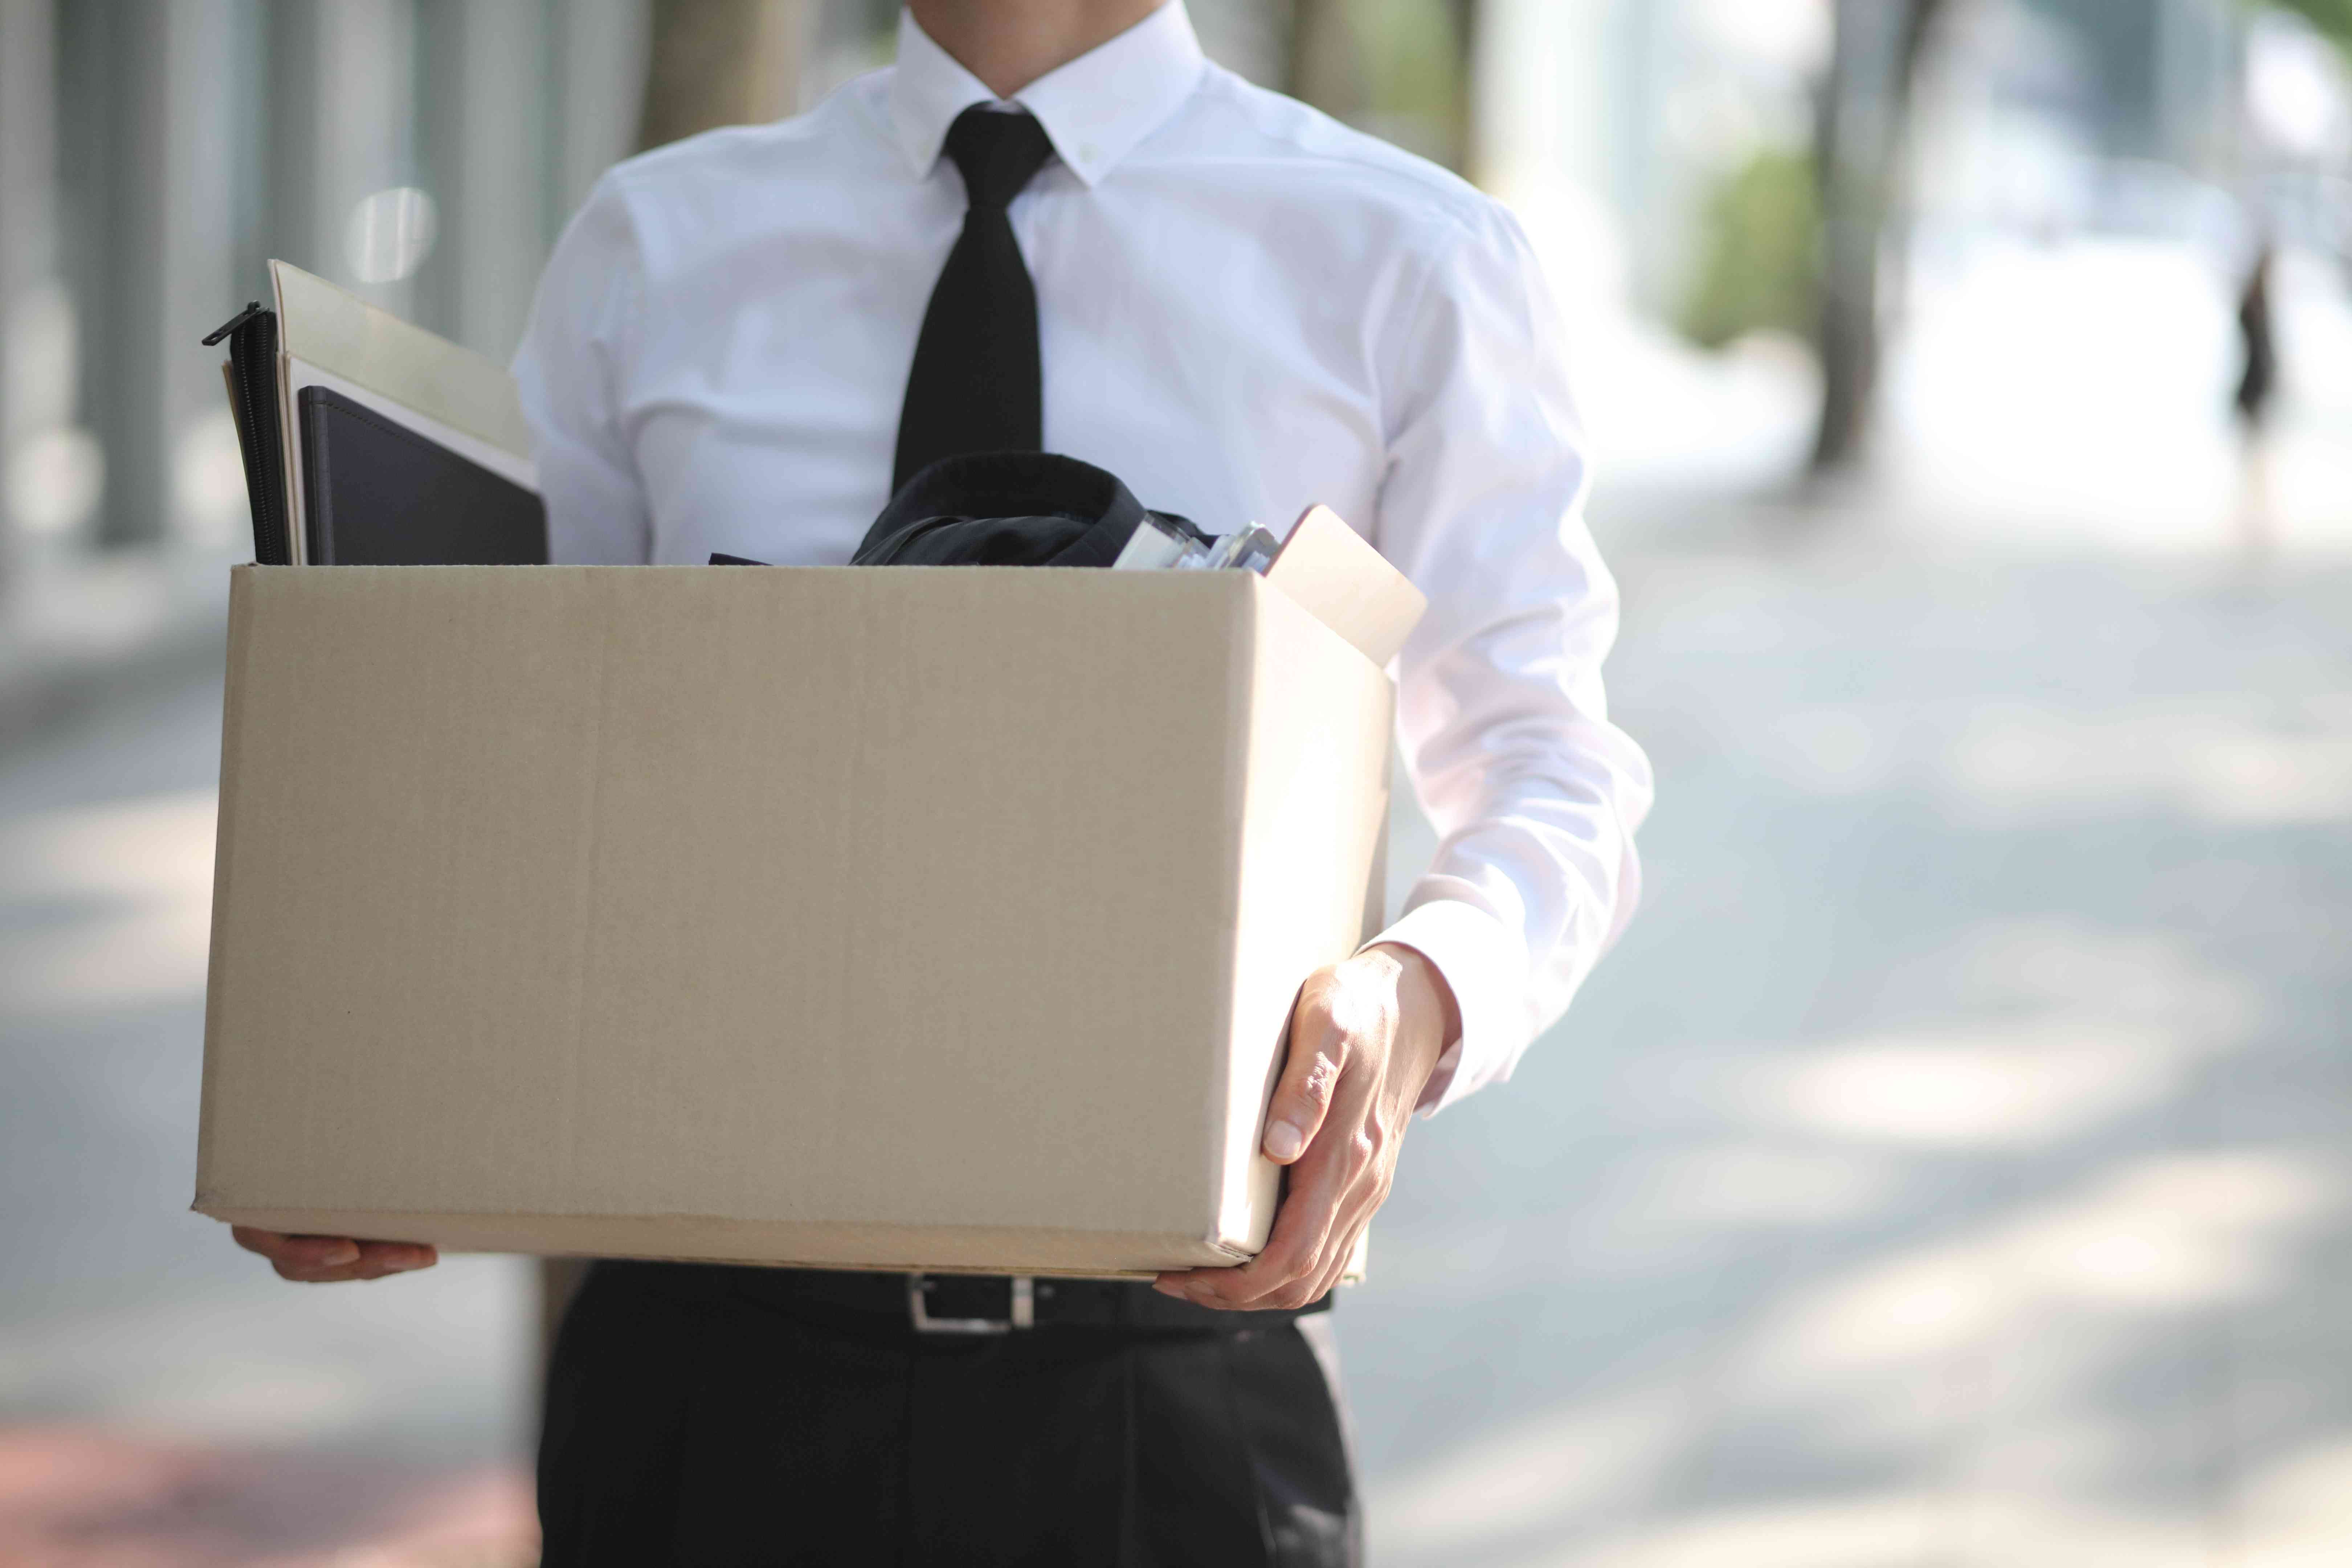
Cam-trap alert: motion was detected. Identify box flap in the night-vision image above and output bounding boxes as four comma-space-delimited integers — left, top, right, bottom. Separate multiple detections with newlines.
1263, 505, 1428, 667
1209, 579, 1396, 1252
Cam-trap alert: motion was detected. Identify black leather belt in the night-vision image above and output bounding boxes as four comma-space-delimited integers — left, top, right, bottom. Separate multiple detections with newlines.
624, 1262, 1327, 1336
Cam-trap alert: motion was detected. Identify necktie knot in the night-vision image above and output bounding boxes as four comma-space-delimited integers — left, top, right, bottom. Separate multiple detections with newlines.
944, 105, 1057, 211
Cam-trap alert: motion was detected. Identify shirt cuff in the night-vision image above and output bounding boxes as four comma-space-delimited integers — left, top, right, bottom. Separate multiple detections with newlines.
1363, 897, 1527, 1115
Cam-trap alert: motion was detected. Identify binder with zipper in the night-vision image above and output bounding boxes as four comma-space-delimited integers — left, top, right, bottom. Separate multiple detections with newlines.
203, 301, 291, 565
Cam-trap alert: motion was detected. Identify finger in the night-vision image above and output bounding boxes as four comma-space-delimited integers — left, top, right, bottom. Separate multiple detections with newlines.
1232, 1106, 1394, 1311
1261, 981, 1348, 1165
1226, 1038, 1391, 1308
1310, 1112, 1407, 1304
273, 1243, 436, 1283
1300, 1236, 1352, 1310
1155, 1159, 1340, 1310
1305, 1199, 1379, 1307
1262, 1169, 1377, 1315
355, 1241, 438, 1273
232, 1228, 361, 1269
1184, 1120, 1359, 1310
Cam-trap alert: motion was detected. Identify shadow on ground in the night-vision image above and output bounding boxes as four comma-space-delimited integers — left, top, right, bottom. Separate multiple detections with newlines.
1346, 507, 2352, 1566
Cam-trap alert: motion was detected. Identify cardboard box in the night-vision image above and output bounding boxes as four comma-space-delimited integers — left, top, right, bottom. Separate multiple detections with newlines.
196, 564, 1394, 1277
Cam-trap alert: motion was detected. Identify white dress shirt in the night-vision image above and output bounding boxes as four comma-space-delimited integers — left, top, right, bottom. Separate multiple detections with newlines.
511, 0, 1653, 1111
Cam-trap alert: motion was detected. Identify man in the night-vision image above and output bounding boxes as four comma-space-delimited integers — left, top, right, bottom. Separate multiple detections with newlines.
231, 0, 1651, 1560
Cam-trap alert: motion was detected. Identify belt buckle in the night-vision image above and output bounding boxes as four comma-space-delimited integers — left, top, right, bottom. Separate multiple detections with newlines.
907, 1274, 1034, 1335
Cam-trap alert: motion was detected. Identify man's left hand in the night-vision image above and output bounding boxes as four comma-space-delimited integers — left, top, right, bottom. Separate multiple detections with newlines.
1154, 943, 1458, 1311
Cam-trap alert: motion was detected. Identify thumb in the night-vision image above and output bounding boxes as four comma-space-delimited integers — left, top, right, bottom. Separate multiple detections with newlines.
1262, 983, 1346, 1165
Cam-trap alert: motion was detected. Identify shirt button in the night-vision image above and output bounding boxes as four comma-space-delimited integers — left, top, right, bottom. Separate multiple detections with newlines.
1079, 142, 1100, 163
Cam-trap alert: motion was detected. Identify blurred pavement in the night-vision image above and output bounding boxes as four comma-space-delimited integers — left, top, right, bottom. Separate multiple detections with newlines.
1351, 498, 2352, 1565
1342, 235, 2352, 1564
0, 674, 536, 1565
5, 490, 2347, 1563
4, 233, 2350, 1562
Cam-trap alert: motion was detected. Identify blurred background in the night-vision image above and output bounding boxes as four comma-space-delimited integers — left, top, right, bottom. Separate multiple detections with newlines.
4, 0, 2350, 1561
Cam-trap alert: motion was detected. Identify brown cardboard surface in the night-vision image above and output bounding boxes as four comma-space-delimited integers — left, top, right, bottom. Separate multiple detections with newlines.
197, 566, 1393, 1277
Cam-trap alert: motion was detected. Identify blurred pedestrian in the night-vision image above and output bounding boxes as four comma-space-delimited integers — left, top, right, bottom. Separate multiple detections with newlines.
2233, 238, 2279, 558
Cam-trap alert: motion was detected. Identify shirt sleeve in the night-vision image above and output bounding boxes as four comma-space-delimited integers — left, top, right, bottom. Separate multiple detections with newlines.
1366, 203, 1656, 1114
511, 171, 654, 566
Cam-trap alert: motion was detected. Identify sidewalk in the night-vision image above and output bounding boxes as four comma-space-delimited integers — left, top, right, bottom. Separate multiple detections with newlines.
1350, 484, 2352, 1566
7, 228, 2351, 1557
0, 1429, 533, 1568
0, 637, 539, 1565
0, 546, 232, 747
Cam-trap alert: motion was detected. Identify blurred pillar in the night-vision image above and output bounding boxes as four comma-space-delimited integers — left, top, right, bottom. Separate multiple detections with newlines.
159, 2, 240, 552
260, 4, 321, 290
1283, 0, 1366, 122
327, 0, 422, 317
1442, 0, 1485, 181
637, 0, 813, 152
0, 0, 58, 586
419, 2, 549, 361
58, 0, 163, 548
1470, 0, 1632, 334
55, 0, 237, 550
269, 0, 421, 319
1475, 0, 1602, 195
1185, 0, 1283, 87
2155, 0, 2242, 177
554, 0, 656, 218
416, 0, 649, 357
1810, 0, 1945, 475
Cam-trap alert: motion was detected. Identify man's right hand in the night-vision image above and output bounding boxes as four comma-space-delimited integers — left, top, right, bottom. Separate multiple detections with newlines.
229, 1226, 437, 1283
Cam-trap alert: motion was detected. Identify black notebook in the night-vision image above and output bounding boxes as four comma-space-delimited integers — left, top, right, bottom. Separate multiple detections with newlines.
205, 302, 292, 563
298, 386, 547, 565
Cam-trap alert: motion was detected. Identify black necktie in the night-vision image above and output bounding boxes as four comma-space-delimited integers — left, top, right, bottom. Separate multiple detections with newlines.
893, 106, 1059, 491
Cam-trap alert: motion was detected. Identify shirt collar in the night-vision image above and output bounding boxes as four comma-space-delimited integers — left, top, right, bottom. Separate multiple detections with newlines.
887, 2, 1206, 189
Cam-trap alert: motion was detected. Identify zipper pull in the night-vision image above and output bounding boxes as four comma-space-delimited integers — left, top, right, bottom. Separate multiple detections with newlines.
203, 301, 265, 347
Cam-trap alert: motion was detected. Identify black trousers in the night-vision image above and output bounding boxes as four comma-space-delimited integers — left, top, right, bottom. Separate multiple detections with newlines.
538, 1262, 1360, 1567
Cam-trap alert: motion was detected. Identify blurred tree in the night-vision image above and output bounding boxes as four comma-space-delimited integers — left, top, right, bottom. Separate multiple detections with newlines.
1285, 0, 1481, 173
2259, 0, 2352, 52
1810, 0, 1947, 474
1446, 0, 1481, 178
1680, 148, 1821, 350
1287, 0, 1368, 123
638, 0, 812, 152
